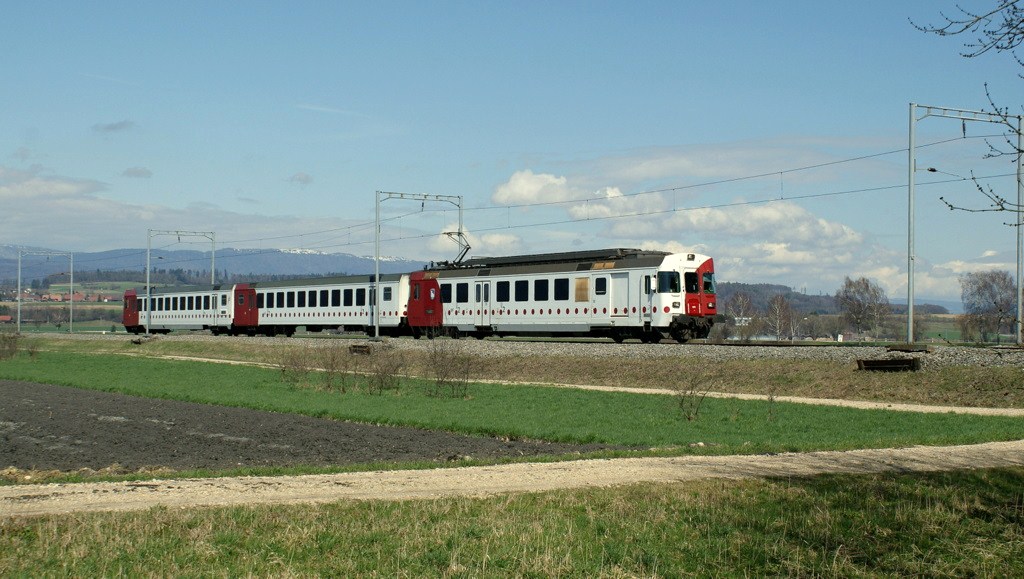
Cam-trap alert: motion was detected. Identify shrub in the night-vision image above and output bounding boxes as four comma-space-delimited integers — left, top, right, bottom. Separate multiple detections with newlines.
0, 332, 19, 360
425, 337, 473, 398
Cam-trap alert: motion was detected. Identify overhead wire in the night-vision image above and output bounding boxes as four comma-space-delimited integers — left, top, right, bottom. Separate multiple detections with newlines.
2, 133, 1010, 277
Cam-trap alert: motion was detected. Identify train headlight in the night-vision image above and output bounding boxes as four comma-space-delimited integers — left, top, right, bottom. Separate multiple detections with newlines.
708, 302, 716, 309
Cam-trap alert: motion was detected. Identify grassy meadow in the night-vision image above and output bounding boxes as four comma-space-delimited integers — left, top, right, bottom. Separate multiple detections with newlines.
2, 334, 1023, 575
2, 468, 1022, 576
0, 346, 1022, 476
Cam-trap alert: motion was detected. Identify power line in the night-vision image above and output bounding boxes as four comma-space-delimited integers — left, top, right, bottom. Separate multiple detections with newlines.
2, 134, 1009, 277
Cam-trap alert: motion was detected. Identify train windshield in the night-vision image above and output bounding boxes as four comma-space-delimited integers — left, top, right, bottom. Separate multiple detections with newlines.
657, 271, 681, 293
702, 272, 716, 294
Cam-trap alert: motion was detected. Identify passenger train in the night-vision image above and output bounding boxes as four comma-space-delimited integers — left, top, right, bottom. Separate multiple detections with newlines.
122, 248, 720, 342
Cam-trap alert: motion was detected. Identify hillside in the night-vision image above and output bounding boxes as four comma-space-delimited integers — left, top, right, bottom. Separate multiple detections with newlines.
0, 245, 424, 284
716, 282, 951, 316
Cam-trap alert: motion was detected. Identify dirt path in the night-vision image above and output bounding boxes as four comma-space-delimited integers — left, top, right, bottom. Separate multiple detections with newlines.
4, 440, 1023, 517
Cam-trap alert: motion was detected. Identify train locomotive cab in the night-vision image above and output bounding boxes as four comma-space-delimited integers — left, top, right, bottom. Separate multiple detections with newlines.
653, 253, 719, 342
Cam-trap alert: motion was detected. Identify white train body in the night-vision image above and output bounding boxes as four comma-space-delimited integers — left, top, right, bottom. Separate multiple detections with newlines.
123, 248, 720, 342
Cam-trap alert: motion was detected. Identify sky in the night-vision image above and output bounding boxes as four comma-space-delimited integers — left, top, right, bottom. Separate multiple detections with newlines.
2, 1, 1022, 302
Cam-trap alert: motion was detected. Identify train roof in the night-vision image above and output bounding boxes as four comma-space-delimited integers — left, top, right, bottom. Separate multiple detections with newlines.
442, 248, 670, 270
128, 272, 404, 295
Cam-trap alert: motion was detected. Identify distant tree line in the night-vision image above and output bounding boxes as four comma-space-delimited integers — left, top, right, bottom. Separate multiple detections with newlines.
717, 271, 1017, 344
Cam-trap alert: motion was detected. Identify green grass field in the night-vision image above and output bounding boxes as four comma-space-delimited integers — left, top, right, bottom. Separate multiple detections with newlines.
3, 339, 1023, 575
1, 351, 1021, 458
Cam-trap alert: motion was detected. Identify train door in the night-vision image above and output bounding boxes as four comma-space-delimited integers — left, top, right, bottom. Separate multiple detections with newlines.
232, 284, 258, 328
610, 272, 629, 317
406, 272, 442, 330
123, 290, 140, 328
641, 274, 654, 322
475, 281, 491, 327
684, 271, 702, 316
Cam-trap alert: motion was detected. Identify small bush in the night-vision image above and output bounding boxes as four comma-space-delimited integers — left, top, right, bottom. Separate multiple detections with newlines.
425, 337, 473, 398
278, 347, 314, 386
0, 332, 19, 360
318, 343, 353, 393
365, 341, 405, 394
675, 372, 712, 421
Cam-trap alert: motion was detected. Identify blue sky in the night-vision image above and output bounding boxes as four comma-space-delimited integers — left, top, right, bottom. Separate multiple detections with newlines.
2, 1, 1021, 300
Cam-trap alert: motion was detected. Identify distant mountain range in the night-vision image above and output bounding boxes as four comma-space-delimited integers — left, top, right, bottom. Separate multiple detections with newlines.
0, 245, 425, 282
0, 244, 962, 313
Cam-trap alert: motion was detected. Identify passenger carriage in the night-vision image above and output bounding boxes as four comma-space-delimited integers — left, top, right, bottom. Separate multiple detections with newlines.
123, 248, 719, 342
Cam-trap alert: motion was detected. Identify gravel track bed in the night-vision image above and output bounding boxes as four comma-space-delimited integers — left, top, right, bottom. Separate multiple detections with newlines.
46, 332, 1024, 368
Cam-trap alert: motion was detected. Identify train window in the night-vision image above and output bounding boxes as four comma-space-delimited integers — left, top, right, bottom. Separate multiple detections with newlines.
188, 296, 195, 310
496, 281, 510, 303
204, 295, 211, 310
684, 272, 698, 294
298, 291, 306, 308
266, 293, 274, 308
165, 297, 171, 310
554, 278, 569, 301
257, 293, 264, 308
440, 283, 452, 304
595, 277, 607, 296
332, 289, 341, 307
702, 272, 716, 294
574, 278, 589, 302
413, 284, 420, 300
287, 292, 296, 308
344, 289, 353, 306
221, 295, 228, 307
309, 290, 318, 307
155, 298, 161, 312
238, 294, 245, 306
658, 271, 682, 294
383, 286, 392, 301
644, 275, 652, 295
275, 292, 284, 309
514, 280, 528, 302
172, 297, 178, 311
534, 279, 549, 301
356, 288, 366, 306
136, 298, 142, 311
320, 289, 328, 306
456, 283, 469, 303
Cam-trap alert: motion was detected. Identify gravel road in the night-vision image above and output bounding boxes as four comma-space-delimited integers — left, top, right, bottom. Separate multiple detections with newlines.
5, 440, 1024, 517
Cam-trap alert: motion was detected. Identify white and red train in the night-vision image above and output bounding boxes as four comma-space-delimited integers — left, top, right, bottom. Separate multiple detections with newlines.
122, 248, 720, 342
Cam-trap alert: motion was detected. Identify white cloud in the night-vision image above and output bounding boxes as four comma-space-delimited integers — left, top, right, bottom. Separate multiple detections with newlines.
492, 170, 571, 204
288, 172, 313, 186
122, 167, 153, 179
0, 166, 105, 200
426, 222, 521, 258
91, 120, 135, 133
0, 164, 360, 254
